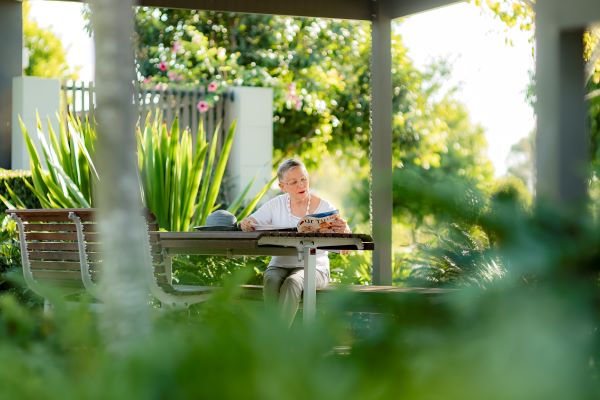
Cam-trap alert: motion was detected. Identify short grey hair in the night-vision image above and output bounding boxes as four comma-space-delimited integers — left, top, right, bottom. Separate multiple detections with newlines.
277, 159, 306, 181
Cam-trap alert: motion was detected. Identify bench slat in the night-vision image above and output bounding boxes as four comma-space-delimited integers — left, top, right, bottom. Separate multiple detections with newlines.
31, 279, 85, 289
8, 209, 156, 223
26, 232, 86, 241
26, 242, 99, 251
24, 223, 78, 232
31, 270, 86, 281
30, 260, 81, 270
29, 251, 81, 261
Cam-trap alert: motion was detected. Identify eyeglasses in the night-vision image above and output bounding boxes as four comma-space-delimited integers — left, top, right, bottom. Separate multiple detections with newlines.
282, 177, 308, 187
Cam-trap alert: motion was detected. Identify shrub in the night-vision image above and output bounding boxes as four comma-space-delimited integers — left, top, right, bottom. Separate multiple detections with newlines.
0, 215, 40, 306
0, 170, 40, 213
172, 255, 268, 286
16, 114, 97, 208
13, 113, 273, 231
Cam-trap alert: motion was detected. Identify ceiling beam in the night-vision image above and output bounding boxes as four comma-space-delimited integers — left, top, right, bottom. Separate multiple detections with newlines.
390, 0, 462, 19
134, 0, 373, 20
545, 0, 600, 28
57, 0, 465, 20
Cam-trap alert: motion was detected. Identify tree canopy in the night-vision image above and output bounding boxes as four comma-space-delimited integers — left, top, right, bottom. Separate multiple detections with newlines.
134, 8, 493, 179
132, 8, 498, 281
22, 1, 78, 79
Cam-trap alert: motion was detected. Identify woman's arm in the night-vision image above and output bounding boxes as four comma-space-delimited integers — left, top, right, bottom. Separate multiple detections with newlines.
239, 196, 277, 231
240, 216, 258, 231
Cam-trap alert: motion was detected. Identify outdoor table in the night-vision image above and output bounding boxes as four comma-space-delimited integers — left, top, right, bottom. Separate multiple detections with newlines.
158, 231, 374, 322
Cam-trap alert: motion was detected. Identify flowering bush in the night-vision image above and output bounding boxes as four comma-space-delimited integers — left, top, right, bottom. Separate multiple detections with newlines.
135, 13, 342, 148
138, 28, 240, 111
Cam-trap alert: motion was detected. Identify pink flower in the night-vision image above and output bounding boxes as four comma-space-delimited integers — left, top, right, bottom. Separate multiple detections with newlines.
172, 41, 181, 54
158, 61, 168, 72
287, 82, 296, 95
207, 81, 218, 93
168, 71, 182, 81
143, 77, 151, 84
196, 100, 209, 113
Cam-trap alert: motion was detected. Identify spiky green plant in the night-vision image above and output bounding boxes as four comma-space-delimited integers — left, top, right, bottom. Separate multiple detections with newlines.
19, 113, 98, 208
137, 114, 273, 231
10, 112, 272, 231
137, 115, 212, 231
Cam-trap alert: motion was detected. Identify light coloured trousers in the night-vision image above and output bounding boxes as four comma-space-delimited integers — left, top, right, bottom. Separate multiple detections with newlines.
263, 266, 329, 326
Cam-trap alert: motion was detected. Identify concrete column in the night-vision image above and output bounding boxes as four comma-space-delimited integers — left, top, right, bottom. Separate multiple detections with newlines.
535, 4, 588, 208
225, 86, 273, 202
0, 1, 22, 169
11, 77, 61, 170
370, 0, 393, 285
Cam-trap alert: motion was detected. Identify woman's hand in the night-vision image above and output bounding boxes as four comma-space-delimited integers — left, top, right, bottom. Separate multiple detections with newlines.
240, 216, 258, 232
330, 216, 351, 254
331, 215, 351, 234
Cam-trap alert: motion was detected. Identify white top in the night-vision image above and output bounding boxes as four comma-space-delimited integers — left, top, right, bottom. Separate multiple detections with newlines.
250, 193, 335, 274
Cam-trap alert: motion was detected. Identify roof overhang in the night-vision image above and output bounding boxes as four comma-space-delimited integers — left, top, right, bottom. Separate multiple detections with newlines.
56, 0, 462, 20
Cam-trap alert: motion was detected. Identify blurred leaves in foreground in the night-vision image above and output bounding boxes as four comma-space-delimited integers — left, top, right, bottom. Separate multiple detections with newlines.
0, 260, 596, 399
0, 179, 599, 398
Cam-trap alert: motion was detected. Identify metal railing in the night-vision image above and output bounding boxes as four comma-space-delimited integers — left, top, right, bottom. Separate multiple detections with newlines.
60, 80, 233, 145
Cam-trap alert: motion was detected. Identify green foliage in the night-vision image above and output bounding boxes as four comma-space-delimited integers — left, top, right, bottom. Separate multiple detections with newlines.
133, 10, 493, 175
349, 164, 538, 286
0, 215, 20, 277
133, 9, 502, 286
0, 216, 41, 306
471, 0, 535, 40
133, 10, 371, 162
505, 132, 534, 190
3, 116, 600, 398
0, 212, 598, 400
172, 255, 268, 286
490, 174, 532, 209
137, 115, 274, 231
14, 111, 271, 231
22, 1, 78, 79
329, 252, 372, 285
0, 170, 40, 213
172, 248, 375, 288
587, 29, 600, 207
18, 114, 97, 208
404, 223, 502, 287
137, 115, 211, 231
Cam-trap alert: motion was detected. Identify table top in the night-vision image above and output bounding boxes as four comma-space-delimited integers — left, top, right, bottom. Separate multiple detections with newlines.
158, 231, 374, 254
159, 231, 372, 241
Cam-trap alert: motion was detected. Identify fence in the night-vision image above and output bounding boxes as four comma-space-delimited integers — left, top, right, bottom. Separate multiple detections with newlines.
12, 77, 273, 203
60, 80, 233, 145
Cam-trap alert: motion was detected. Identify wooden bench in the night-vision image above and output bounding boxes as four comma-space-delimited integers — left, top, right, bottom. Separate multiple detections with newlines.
6, 208, 216, 308
7, 208, 454, 312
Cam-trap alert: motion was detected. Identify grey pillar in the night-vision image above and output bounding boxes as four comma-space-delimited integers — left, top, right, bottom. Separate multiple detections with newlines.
0, 1, 22, 169
91, 0, 151, 346
535, 5, 588, 208
370, 0, 393, 285
225, 87, 273, 201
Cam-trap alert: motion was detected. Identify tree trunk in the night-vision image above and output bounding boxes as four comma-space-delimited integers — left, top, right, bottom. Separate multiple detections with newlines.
90, 0, 151, 348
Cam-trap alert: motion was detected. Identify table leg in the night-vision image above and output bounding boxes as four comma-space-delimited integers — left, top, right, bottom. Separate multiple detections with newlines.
302, 246, 317, 324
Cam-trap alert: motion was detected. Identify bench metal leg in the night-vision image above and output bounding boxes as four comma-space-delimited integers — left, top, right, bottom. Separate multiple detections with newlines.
302, 245, 317, 324
43, 299, 52, 315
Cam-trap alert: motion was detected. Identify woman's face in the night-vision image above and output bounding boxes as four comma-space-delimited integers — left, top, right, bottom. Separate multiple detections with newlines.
279, 166, 310, 199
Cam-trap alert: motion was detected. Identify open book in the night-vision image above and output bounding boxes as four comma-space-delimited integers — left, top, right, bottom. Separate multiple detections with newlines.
297, 210, 340, 233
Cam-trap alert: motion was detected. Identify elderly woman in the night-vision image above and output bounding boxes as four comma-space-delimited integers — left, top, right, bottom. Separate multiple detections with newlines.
240, 158, 350, 325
